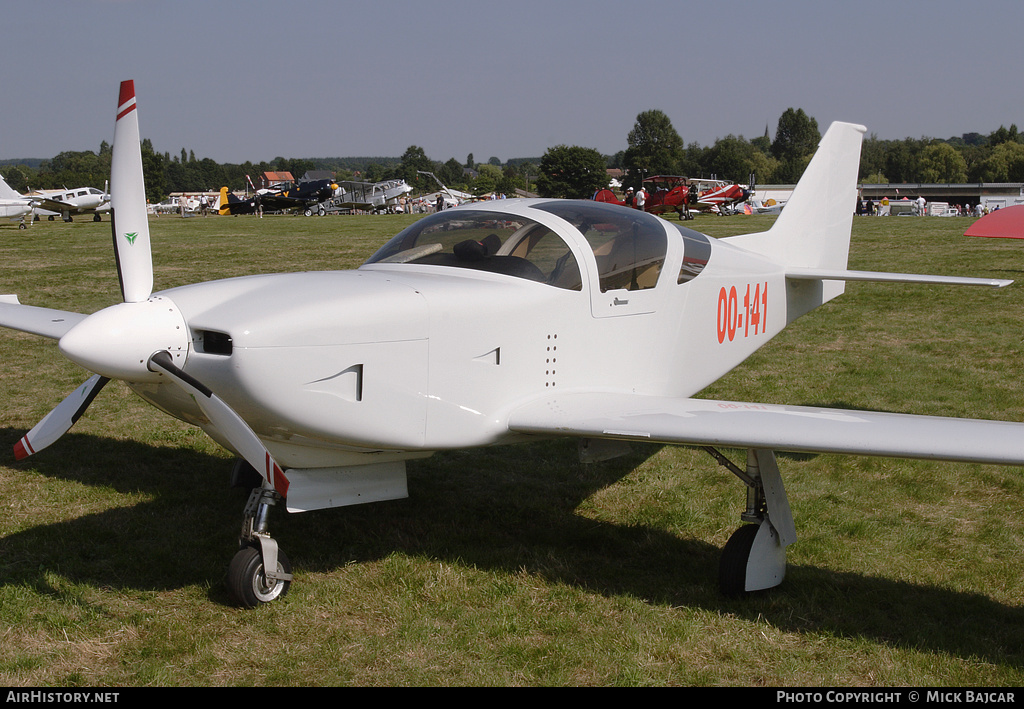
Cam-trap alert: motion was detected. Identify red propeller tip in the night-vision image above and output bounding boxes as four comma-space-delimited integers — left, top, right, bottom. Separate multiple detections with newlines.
118, 80, 135, 107
13, 439, 30, 460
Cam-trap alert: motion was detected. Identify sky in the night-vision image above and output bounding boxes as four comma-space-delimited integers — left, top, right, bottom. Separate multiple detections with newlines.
4, 0, 1023, 166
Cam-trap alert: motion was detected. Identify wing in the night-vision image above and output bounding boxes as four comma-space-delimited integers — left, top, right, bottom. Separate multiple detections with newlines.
0, 298, 87, 340
507, 392, 1024, 466
29, 197, 73, 213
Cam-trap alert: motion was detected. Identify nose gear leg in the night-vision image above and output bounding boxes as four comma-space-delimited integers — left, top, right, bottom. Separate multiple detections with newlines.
226, 483, 294, 608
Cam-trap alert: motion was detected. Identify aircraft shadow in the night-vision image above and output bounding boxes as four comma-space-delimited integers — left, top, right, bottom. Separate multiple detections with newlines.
1, 427, 1021, 669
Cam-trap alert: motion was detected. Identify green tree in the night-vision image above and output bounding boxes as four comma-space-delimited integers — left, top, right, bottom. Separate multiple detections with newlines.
771, 108, 820, 182
623, 109, 685, 188
498, 163, 525, 195
140, 139, 168, 202
859, 134, 889, 182
472, 164, 500, 196
397, 145, 436, 184
884, 138, 922, 183
0, 164, 33, 193
537, 145, 608, 198
918, 143, 967, 183
701, 135, 776, 183
38, 150, 108, 190
977, 142, 1024, 182
988, 124, 1020, 146
437, 158, 465, 189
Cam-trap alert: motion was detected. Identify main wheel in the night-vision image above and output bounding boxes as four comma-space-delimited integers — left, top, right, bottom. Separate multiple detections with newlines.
227, 545, 292, 608
719, 524, 759, 596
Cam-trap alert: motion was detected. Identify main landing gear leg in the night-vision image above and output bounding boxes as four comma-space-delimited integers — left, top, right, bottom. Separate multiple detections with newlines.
226, 483, 293, 608
704, 448, 797, 596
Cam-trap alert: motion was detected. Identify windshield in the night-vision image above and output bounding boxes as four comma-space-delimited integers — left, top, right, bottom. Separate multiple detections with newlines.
364, 210, 583, 290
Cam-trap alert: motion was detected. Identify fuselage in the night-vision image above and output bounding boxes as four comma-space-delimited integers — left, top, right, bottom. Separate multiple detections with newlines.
122, 199, 786, 468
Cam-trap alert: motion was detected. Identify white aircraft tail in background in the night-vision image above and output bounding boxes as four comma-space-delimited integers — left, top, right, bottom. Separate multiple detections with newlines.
0, 173, 34, 228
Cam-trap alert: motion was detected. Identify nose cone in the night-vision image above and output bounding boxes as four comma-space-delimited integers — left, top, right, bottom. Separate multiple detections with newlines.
58, 295, 189, 381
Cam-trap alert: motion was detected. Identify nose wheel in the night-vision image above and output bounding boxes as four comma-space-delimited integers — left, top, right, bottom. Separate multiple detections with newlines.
227, 544, 292, 607
226, 484, 293, 608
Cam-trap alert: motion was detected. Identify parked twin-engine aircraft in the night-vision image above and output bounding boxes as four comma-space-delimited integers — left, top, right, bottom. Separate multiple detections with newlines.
27, 184, 111, 222
3, 81, 1024, 608
0, 175, 110, 227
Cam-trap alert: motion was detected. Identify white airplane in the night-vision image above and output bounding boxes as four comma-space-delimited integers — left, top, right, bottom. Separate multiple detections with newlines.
3, 81, 1024, 609
0, 174, 35, 228
27, 184, 111, 222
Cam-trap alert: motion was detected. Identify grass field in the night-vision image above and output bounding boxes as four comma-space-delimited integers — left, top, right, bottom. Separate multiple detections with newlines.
1, 210, 1023, 687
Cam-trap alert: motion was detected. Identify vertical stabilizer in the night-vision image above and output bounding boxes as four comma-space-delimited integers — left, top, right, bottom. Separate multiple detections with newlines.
0, 174, 24, 201
725, 121, 866, 321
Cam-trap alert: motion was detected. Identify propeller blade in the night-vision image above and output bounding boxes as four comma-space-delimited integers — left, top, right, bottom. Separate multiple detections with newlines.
14, 375, 110, 460
147, 351, 289, 498
110, 80, 153, 303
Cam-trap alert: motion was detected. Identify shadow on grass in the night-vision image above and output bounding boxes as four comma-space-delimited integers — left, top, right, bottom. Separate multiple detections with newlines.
1, 427, 1021, 668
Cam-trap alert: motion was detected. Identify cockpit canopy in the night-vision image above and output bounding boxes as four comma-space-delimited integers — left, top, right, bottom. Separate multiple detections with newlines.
364, 200, 708, 291
365, 207, 585, 289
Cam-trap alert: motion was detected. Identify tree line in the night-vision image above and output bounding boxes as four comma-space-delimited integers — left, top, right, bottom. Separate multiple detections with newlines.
537, 108, 1024, 199
3, 107, 1022, 203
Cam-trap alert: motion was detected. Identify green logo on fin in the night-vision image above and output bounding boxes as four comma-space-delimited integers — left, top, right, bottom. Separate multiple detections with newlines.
124, 232, 138, 245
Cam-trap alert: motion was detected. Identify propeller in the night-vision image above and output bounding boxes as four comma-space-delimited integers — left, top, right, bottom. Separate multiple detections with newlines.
14, 375, 109, 460
13, 81, 151, 460
109, 80, 153, 303
14, 80, 291, 499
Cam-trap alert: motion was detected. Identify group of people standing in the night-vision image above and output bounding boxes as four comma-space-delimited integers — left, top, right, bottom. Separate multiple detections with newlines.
857, 195, 989, 217
622, 186, 647, 209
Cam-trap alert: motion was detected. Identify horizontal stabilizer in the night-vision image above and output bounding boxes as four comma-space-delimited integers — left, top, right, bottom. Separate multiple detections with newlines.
508, 393, 1024, 466
786, 268, 1012, 288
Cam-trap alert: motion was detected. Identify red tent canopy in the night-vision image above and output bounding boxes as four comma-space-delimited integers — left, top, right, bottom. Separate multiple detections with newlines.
964, 205, 1024, 239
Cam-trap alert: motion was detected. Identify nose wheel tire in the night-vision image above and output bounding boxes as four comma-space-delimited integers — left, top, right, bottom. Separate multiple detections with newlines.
227, 545, 292, 608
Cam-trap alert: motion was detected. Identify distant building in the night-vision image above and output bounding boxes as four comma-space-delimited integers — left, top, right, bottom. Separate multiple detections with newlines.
301, 170, 336, 183
262, 171, 294, 190
857, 183, 1024, 212
758, 182, 1024, 214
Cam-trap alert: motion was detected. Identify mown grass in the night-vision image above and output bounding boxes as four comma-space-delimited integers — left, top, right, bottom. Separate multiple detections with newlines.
0, 210, 1022, 686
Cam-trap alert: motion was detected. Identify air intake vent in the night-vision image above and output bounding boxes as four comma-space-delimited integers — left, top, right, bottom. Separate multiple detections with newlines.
196, 330, 233, 355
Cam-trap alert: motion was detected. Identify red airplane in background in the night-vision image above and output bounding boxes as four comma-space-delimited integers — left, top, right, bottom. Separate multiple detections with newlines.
595, 175, 752, 220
